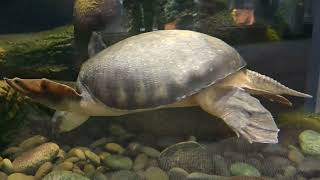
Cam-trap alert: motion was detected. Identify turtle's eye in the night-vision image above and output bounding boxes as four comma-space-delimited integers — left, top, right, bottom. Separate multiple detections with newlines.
14, 79, 20, 84
41, 82, 48, 91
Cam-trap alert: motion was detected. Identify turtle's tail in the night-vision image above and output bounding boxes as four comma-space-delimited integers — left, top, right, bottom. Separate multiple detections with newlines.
245, 69, 312, 98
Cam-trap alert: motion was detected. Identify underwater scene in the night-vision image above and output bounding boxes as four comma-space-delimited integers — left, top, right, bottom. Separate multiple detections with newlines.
0, 0, 320, 179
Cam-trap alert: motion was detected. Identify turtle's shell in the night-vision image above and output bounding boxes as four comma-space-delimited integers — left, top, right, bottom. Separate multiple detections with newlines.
78, 30, 246, 110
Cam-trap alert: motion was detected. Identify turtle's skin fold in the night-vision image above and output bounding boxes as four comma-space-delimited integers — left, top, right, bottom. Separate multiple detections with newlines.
5, 30, 312, 144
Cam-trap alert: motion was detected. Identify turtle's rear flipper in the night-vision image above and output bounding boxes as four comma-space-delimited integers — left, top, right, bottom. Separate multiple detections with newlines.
243, 87, 292, 106
51, 111, 90, 133
198, 87, 279, 143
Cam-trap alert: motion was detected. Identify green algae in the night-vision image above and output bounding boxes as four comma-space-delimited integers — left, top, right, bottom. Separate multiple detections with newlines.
266, 26, 282, 41
74, 0, 101, 16
0, 25, 76, 79
278, 111, 320, 132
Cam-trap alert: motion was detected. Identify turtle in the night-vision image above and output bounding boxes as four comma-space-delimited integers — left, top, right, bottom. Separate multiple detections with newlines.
4, 30, 311, 143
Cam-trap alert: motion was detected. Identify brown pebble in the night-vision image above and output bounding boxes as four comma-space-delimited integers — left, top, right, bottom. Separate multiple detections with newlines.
54, 162, 73, 171
2, 158, 13, 174
105, 143, 125, 154
34, 162, 53, 179
65, 157, 80, 163
68, 148, 86, 160
0, 171, 7, 180
133, 153, 149, 171
99, 152, 111, 161
72, 164, 85, 175
7, 173, 35, 180
12, 142, 59, 174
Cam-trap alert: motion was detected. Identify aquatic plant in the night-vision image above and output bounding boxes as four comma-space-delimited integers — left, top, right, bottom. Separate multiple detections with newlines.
0, 86, 32, 147
266, 26, 281, 41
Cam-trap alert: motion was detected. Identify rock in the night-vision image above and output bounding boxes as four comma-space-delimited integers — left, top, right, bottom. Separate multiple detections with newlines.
12, 142, 59, 174
54, 162, 74, 171
1, 158, 13, 174
83, 164, 95, 175
57, 149, 67, 162
262, 156, 291, 175
147, 159, 159, 167
310, 178, 320, 180
109, 124, 127, 136
299, 130, 320, 156
213, 155, 230, 176
133, 154, 148, 171
35, 162, 53, 179
262, 144, 288, 157
297, 176, 308, 180
105, 143, 125, 154
298, 158, 320, 178
2, 147, 22, 158
111, 170, 141, 180
7, 173, 35, 180
96, 166, 108, 174
43, 170, 90, 180
19, 135, 48, 151
274, 174, 284, 180
104, 155, 133, 170
283, 165, 297, 178
90, 137, 113, 148
230, 162, 261, 177
136, 170, 145, 180
288, 147, 304, 164
75, 161, 87, 169
186, 172, 228, 180
159, 142, 213, 173
92, 171, 108, 180
72, 165, 84, 176
65, 157, 80, 163
0, 171, 7, 180
168, 167, 189, 180
127, 143, 142, 154
139, 146, 160, 158
68, 148, 86, 160
84, 150, 100, 165
247, 153, 264, 162
244, 158, 263, 173
99, 152, 111, 161
144, 167, 169, 180
223, 151, 246, 162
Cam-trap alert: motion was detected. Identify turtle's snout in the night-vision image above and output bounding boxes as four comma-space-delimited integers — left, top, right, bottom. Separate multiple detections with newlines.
4, 77, 40, 97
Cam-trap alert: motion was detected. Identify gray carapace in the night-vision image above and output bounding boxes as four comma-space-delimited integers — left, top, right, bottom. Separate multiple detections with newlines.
5, 30, 312, 144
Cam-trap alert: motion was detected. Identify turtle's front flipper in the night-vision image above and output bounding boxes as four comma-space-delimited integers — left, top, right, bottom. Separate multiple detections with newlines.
51, 111, 90, 133
198, 86, 279, 143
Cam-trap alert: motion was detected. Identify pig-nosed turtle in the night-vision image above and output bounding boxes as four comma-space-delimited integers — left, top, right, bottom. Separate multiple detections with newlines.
5, 30, 311, 143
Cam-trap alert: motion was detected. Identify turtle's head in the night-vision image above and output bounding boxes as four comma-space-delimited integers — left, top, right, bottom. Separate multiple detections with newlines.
4, 78, 82, 110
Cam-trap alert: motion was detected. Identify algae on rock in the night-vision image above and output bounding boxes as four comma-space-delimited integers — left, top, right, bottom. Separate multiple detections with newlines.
278, 111, 320, 132
0, 25, 76, 80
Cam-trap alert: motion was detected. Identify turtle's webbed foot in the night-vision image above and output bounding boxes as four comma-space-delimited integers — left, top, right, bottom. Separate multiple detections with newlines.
219, 88, 280, 143
199, 87, 280, 144
223, 111, 279, 144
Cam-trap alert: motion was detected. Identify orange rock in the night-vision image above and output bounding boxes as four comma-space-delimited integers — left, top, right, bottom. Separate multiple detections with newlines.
231, 9, 255, 26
